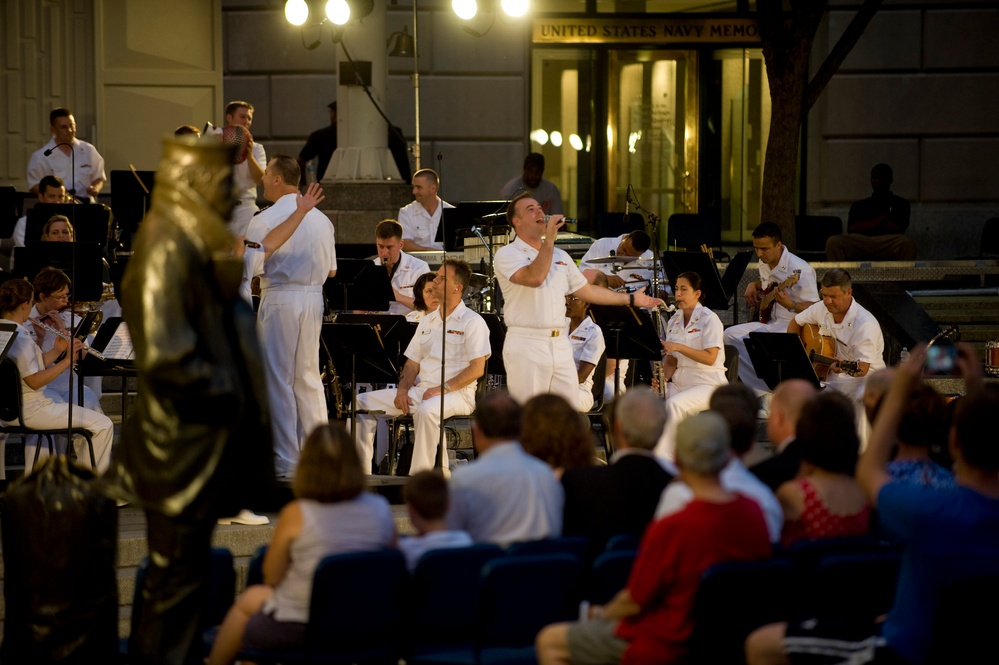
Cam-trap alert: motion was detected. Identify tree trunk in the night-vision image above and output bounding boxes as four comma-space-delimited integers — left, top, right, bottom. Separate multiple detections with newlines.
756, 0, 883, 250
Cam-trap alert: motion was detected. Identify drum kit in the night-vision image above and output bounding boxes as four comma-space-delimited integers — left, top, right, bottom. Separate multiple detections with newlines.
987, 340, 999, 377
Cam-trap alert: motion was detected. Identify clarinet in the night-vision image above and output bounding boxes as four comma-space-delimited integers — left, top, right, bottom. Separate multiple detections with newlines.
28, 317, 106, 361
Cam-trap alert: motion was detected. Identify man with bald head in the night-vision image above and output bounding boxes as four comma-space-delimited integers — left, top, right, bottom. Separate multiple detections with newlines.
750, 379, 818, 492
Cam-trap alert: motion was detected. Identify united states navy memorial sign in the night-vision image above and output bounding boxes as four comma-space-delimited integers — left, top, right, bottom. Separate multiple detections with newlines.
533, 17, 761, 44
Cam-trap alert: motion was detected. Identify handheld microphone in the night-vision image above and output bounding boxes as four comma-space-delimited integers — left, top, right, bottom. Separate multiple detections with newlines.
544, 215, 578, 225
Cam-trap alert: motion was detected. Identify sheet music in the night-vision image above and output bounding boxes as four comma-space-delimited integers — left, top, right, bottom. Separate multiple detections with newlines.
103, 323, 135, 361
0, 329, 16, 359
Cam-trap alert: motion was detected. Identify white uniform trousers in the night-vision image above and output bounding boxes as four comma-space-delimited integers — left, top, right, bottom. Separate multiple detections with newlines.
352, 385, 475, 476
654, 379, 722, 461
503, 328, 578, 406
230, 198, 258, 239
258, 288, 328, 472
723, 319, 788, 393
576, 386, 594, 413
19, 398, 114, 474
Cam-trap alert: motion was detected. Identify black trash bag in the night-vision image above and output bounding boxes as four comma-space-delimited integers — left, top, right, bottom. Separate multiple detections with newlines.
1, 455, 119, 664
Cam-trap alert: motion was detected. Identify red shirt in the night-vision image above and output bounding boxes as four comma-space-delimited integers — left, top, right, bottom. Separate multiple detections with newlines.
616, 495, 772, 665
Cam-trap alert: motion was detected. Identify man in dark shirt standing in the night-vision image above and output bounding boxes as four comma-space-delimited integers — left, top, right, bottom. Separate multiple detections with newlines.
299, 101, 337, 182
826, 163, 917, 260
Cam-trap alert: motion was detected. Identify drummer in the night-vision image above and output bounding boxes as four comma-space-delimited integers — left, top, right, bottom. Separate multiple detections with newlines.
578, 230, 654, 290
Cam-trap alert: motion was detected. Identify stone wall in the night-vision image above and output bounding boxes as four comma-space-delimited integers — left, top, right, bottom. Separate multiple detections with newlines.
807, 1, 999, 259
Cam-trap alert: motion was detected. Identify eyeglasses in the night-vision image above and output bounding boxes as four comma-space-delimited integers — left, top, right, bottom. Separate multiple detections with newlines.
49, 292, 70, 301
565, 296, 580, 303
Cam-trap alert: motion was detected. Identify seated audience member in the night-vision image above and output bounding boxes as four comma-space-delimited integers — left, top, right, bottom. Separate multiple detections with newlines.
746, 346, 999, 665
406, 272, 439, 322
536, 411, 772, 665
447, 392, 563, 547
207, 424, 396, 665
886, 383, 954, 489
561, 389, 674, 556
825, 163, 917, 261
656, 384, 783, 543
521, 393, 595, 477
750, 379, 818, 492
565, 294, 605, 412
398, 470, 473, 572
777, 392, 871, 547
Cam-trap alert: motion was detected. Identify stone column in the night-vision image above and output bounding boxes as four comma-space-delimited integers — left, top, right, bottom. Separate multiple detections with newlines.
326, 4, 401, 181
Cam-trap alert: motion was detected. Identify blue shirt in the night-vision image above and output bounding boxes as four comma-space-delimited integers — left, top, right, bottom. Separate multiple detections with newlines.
879, 482, 999, 664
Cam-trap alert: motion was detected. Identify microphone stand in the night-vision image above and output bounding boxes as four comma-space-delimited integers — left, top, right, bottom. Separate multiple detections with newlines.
44, 141, 83, 443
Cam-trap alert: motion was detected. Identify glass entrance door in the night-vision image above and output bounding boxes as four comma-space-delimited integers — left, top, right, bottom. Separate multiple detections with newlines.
607, 50, 697, 235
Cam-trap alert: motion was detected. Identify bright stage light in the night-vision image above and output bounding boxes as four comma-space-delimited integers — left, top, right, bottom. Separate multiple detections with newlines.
285, 0, 309, 25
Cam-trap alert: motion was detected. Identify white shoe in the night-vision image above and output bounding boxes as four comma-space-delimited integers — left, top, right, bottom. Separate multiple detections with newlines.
218, 509, 270, 526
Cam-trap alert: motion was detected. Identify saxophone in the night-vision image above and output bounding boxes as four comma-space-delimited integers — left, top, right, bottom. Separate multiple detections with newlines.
320, 336, 344, 420
652, 303, 676, 398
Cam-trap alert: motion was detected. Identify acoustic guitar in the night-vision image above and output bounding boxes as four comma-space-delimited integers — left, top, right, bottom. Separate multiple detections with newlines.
799, 323, 861, 379
758, 270, 801, 324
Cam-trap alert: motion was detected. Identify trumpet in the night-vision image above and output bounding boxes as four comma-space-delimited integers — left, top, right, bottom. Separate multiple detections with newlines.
28, 317, 106, 361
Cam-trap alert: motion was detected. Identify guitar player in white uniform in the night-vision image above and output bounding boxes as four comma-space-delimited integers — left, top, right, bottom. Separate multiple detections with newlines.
723, 222, 818, 393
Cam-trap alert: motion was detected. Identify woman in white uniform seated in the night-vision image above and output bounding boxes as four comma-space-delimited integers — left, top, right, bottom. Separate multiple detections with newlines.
0, 279, 114, 473
654, 271, 728, 461
405, 273, 439, 323
28, 266, 103, 411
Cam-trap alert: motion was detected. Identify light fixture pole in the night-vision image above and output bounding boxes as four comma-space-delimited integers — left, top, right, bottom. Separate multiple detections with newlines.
411, 0, 421, 170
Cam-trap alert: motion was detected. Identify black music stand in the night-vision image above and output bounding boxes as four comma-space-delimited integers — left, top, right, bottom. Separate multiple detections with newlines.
588, 305, 664, 398
324, 259, 394, 312
12, 243, 105, 302
662, 251, 730, 310
334, 313, 415, 371
0, 187, 20, 240
439, 201, 509, 251
26, 204, 112, 249
745, 332, 821, 390
0, 323, 17, 364
322, 322, 401, 447
77, 317, 136, 414
480, 313, 507, 376
110, 169, 155, 248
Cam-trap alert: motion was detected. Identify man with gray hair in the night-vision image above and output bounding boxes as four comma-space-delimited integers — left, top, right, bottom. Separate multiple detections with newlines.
537, 410, 772, 665
750, 378, 819, 492
788, 268, 886, 400
561, 388, 674, 555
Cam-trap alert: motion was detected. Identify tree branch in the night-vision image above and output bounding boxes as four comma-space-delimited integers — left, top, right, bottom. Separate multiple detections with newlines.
804, 0, 885, 111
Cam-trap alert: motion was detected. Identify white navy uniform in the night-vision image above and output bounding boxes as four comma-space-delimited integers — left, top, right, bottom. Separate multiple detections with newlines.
578, 234, 655, 287
654, 303, 728, 461
793, 299, 886, 400
1, 319, 113, 474
374, 251, 431, 316
26, 306, 103, 411
566, 316, 605, 413
246, 192, 337, 473
494, 236, 589, 405
723, 247, 818, 392
26, 138, 105, 202
398, 197, 453, 251
230, 142, 266, 238
353, 301, 490, 476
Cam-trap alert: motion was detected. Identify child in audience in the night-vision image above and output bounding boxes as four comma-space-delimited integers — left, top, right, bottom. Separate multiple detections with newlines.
399, 470, 473, 572
207, 424, 397, 664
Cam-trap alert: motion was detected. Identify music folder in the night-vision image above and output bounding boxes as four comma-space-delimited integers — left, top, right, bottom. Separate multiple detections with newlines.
80, 317, 135, 372
0, 323, 17, 364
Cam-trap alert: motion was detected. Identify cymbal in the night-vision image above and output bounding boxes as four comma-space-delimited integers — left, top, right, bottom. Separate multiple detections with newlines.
468, 273, 489, 289
586, 255, 633, 265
